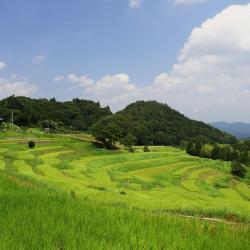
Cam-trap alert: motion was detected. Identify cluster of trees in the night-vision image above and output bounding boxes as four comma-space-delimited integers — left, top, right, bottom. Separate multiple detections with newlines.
0, 96, 111, 131
186, 138, 250, 163
186, 137, 250, 178
91, 101, 236, 150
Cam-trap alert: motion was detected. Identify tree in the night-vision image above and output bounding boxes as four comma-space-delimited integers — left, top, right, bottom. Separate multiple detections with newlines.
133, 123, 152, 146
153, 131, 168, 145
239, 150, 249, 164
211, 144, 220, 160
231, 161, 246, 178
121, 133, 137, 152
186, 141, 194, 155
28, 141, 35, 149
201, 144, 213, 158
194, 141, 203, 157
144, 145, 150, 152
91, 116, 123, 149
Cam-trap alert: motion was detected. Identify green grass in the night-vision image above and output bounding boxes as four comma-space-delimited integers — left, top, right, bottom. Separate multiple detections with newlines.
0, 134, 250, 221
0, 133, 250, 249
0, 173, 249, 250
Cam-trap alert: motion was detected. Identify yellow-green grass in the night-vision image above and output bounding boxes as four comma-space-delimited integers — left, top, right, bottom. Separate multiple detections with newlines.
0, 134, 250, 222
1, 173, 249, 250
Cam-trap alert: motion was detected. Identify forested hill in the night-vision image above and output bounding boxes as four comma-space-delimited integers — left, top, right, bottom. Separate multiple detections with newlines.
0, 96, 111, 131
0, 97, 236, 145
115, 101, 236, 145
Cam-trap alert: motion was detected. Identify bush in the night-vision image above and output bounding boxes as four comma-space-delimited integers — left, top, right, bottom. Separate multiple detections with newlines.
144, 145, 150, 152
28, 141, 35, 149
129, 147, 134, 153
231, 161, 246, 178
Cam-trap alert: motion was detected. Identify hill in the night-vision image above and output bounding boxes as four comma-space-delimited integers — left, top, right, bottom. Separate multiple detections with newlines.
211, 122, 250, 139
1, 168, 249, 249
0, 133, 249, 221
0, 96, 111, 131
0, 133, 249, 249
115, 101, 236, 145
0, 97, 236, 145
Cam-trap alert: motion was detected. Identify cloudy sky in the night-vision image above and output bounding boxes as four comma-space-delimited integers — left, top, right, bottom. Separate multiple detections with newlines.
0, 0, 250, 122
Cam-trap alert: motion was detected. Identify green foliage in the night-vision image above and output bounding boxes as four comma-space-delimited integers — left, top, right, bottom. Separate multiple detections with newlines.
121, 133, 137, 151
1, 173, 250, 250
91, 116, 123, 149
143, 145, 150, 152
201, 144, 213, 158
239, 150, 250, 164
28, 141, 35, 149
0, 95, 111, 131
231, 161, 246, 178
186, 141, 194, 155
0, 134, 250, 224
187, 141, 249, 165
117, 101, 236, 145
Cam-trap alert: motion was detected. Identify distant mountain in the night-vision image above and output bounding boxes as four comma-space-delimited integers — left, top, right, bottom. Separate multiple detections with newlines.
211, 122, 250, 139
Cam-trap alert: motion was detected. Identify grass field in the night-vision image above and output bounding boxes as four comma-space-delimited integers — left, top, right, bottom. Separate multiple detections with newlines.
0, 133, 250, 249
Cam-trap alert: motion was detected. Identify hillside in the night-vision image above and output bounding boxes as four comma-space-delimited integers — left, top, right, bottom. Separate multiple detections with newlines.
211, 122, 250, 139
0, 133, 249, 249
1, 170, 249, 249
115, 101, 236, 145
0, 133, 249, 221
0, 97, 236, 145
0, 96, 111, 131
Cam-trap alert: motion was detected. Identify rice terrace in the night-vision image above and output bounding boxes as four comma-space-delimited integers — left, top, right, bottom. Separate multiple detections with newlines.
1, 1, 250, 249
0, 130, 249, 249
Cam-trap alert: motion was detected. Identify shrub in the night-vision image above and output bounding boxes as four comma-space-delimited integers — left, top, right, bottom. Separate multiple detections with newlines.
231, 161, 246, 178
28, 141, 35, 149
144, 145, 150, 152
129, 147, 134, 153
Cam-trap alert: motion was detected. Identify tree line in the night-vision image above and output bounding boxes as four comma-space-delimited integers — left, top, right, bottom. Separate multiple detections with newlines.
0, 96, 111, 132
186, 137, 250, 178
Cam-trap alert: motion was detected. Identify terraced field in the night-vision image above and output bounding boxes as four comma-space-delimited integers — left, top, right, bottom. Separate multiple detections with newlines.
1, 135, 250, 221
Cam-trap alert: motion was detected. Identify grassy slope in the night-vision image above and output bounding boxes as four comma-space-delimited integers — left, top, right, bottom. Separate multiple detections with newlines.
1, 133, 249, 221
0, 133, 250, 249
0, 173, 250, 250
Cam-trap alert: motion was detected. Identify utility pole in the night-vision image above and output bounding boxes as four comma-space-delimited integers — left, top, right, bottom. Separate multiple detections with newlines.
11, 110, 14, 128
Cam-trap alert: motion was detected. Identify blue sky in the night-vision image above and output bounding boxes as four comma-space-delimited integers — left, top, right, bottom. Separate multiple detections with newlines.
0, 0, 250, 122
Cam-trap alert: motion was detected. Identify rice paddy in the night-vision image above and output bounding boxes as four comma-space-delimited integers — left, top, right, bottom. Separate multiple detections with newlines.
0, 134, 249, 222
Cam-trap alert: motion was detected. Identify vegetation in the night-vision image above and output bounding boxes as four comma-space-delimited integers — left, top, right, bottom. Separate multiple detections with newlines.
28, 141, 35, 149
0, 95, 111, 131
0, 97, 249, 249
0, 96, 236, 147
0, 133, 249, 222
186, 139, 250, 167
231, 161, 246, 178
1, 172, 249, 250
91, 101, 236, 149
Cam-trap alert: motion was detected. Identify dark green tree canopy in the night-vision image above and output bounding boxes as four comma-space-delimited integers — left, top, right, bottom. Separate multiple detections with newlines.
0, 96, 111, 131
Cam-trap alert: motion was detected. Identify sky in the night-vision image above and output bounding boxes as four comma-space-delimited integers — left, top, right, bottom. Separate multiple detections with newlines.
0, 0, 250, 122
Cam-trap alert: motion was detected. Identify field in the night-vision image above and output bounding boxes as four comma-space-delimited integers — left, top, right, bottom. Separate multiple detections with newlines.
0, 133, 250, 249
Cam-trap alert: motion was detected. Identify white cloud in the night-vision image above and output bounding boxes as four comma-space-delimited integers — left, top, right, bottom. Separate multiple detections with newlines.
33, 54, 47, 63
129, 0, 142, 8
71, 4, 250, 122
68, 74, 94, 87
0, 61, 6, 70
0, 75, 38, 98
174, 0, 209, 4
54, 75, 65, 82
